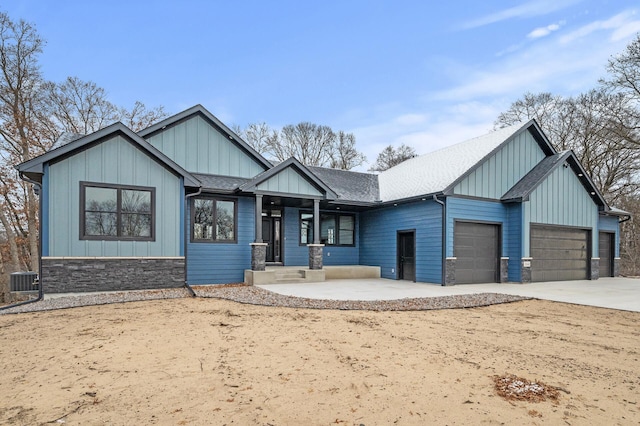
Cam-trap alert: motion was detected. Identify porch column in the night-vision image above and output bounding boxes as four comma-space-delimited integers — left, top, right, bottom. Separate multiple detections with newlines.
313, 199, 320, 244
308, 199, 324, 270
251, 194, 267, 271
255, 194, 263, 243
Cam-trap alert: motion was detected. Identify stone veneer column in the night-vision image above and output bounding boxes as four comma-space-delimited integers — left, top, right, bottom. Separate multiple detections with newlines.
500, 257, 509, 283
308, 244, 324, 270
250, 243, 268, 271
614, 257, 621, 277
521, 257, 532, 283
444, 257, 456, 286
590, 258, 600, 280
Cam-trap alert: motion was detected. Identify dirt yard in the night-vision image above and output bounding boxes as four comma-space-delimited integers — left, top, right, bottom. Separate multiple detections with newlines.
1, 297, 639, 425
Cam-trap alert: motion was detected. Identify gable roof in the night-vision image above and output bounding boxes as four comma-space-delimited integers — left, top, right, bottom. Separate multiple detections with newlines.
240, 157, 338, 199
16, 122, 201, 188
137, 104, 273, 171
501, 150, 607, 208
377, 120, 554, 202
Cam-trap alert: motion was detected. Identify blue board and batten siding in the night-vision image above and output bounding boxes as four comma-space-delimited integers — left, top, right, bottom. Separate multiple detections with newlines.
359, 201, 442, 284
523, 164, 598, 257
46, 135, 182, 257
186, 196, 254, 284
283, 207, 360, 266
453, 130, 545, 198
145, 114, 266, 177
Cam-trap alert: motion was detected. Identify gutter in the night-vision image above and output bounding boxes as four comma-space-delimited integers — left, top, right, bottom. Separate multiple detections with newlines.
432, 194, 446, 286
0, 172, 44, 311
183, 186, 203, 297
619, 215, 632, 224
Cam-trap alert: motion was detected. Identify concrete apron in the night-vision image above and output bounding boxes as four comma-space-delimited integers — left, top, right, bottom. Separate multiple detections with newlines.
258, 277, 640, 313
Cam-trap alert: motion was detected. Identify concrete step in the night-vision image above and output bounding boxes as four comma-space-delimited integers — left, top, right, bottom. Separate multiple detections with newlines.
276, 272, 305, 280
275, 277, 306, 284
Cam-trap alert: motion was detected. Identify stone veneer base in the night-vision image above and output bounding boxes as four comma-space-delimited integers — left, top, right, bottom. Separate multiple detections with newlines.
42, 257, 185, 294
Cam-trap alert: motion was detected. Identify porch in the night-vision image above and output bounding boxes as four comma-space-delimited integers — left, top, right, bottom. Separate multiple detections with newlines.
244, 265, 381, 285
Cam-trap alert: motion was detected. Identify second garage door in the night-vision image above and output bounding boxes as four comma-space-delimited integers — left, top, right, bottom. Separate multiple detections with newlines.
530, 225, 589, 282
454, 222, 500, 284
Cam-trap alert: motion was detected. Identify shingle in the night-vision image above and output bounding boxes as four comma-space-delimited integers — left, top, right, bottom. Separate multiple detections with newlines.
500, 151, 569, 201
308, 166, 379, 203
377, 123, 527, 202
192, 173, 250, 192
501, 152, 568, 201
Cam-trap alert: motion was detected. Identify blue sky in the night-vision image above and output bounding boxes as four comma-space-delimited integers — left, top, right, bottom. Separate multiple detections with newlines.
5, 1, 640, 168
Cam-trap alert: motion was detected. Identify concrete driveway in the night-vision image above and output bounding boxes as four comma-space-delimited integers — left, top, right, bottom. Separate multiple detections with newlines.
258, 277, 640, 312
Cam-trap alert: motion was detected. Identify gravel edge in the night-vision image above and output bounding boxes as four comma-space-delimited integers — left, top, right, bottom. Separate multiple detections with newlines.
0, 285, 531, 314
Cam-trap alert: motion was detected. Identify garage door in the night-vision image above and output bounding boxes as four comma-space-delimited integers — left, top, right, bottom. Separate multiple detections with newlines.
531, 225, 589, 282
454, 222, 499, 284
599, 232, 614, 278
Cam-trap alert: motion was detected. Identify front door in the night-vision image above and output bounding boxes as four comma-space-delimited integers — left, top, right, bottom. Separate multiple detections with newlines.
398, 231, 416, 281
262, 217, 282, 263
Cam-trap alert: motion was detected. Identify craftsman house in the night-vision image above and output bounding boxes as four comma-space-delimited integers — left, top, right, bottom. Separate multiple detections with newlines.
16, 105, 628, 293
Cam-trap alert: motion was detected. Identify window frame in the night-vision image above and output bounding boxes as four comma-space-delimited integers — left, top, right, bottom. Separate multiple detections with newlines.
190, 196, 238, 244
298, 211, 356, 247
79, 181, 155, 242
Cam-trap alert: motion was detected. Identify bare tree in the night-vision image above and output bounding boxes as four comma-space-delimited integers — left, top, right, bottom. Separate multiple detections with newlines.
44, 76, 120, 138
369, 144, 417, 172
235, 121, 365, 170
233, 122, 278, 154
329, 131, 366, 170
602, 33, 640, 101
0, 12, 47, 274
119, 101, 167, 132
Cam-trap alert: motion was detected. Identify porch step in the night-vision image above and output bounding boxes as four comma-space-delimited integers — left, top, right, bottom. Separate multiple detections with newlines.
275, 270, 305, 283
244, 267, 326, 285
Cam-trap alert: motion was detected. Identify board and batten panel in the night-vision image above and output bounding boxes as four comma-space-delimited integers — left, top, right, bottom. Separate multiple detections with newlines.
523, 164, 598, 257
145, 114, 266, 177
186, 196, 254, 284
359, 201, 442, 284
256, 168, 323, 196
47, 135, 182, 257
506, 203, 523, 282
453, 130, 546, 199
283, 207, 359, 266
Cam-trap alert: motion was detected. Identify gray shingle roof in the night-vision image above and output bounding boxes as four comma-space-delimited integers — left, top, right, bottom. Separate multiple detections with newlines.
192, 173, 250, 192
308, 166, 379, 203
501, 152, 569, 202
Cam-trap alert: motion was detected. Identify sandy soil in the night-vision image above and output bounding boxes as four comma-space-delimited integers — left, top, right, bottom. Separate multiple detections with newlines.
0, 297, 639, 425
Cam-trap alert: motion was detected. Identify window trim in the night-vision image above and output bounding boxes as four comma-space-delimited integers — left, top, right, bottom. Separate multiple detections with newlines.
190, 196, 238, 244
79, 181, 155, 242
298, 211, 356, 247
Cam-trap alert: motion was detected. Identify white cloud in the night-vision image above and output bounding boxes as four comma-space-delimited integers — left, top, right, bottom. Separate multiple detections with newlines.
559, 10, 639, 44
527, 22, 564, 39
434, 10, 640, 103
460, 0, 581, 29
348, 101, 505, 171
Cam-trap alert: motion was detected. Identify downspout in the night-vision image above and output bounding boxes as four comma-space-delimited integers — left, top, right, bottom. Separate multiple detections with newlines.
0, 172, 44, 311
433, 194, 446, 286
183, 187, 203, 297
